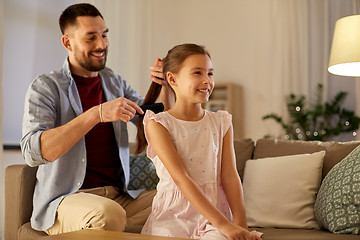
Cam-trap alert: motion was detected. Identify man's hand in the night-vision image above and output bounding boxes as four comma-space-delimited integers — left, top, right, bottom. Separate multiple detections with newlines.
101, 97, 143, 123
41, 97, 143, 162
149, 58, 175, 110
150, 58, 165, 84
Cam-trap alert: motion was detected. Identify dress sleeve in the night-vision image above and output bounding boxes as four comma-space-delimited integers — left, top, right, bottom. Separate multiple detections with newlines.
143, 110, 169, 159
216, 110, 233, 136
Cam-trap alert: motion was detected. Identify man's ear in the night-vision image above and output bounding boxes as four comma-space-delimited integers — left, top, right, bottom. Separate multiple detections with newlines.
166, 72, 177, 87
61, 35, 72, 51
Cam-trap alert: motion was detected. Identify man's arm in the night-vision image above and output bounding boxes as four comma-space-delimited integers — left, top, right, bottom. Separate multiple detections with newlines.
40, 105, 99, 161
41, 97, 143, 162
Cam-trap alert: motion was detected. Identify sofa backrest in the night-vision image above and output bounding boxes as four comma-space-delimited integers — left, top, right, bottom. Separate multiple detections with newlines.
233, 138, 255, 180
234, 138, 360, 181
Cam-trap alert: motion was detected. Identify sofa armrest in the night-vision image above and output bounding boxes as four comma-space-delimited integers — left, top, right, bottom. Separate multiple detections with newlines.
5, 164, 37, 240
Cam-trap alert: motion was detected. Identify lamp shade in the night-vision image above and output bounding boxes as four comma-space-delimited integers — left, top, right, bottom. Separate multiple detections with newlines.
328, 15, 360, 77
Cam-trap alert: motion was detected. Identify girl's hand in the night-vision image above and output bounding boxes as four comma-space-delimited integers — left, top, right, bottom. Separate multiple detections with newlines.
219, 222, 262, 240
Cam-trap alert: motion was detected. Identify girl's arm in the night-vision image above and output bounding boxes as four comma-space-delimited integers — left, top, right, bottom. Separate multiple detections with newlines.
146, 120, 261, 240
221, 124, 248, 228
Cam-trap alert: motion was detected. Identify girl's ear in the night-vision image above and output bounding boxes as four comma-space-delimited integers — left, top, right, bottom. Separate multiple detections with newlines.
61, 35, 72, 51
167, 72, 177, 87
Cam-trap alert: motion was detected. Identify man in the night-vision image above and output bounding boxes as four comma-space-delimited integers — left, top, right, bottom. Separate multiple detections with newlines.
20, 3, 167, 235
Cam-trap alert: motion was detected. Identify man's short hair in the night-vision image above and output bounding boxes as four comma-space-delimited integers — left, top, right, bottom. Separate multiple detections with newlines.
59, 3, 103, 34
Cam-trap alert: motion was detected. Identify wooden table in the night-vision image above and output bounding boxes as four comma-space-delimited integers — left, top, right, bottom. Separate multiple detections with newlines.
37, 229, 188, 240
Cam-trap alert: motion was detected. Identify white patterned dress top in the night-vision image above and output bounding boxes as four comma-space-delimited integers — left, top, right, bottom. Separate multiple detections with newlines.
141, 110, 233, 239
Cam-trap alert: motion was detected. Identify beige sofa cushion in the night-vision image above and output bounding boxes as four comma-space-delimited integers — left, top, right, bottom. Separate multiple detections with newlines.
233, 138, 255, 180
253, 139, 360, 179
243, 151, 325, 229
249, 227, 360, 240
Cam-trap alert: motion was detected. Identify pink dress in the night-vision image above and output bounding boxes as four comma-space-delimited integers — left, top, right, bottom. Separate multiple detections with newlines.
141, 110, 233, 239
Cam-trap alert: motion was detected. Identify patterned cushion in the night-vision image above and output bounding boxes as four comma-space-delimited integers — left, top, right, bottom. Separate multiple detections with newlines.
314, 145, 360, 234
128, 152, 159, 190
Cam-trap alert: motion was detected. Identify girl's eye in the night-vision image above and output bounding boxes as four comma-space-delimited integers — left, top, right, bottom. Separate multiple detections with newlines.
208, 72, 214, 76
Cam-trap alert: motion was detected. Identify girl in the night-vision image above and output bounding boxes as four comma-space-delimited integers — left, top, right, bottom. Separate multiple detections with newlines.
137, 44, 262, 240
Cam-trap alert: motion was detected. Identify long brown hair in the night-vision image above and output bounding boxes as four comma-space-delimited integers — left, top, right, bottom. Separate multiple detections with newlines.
135, 43, 211, 154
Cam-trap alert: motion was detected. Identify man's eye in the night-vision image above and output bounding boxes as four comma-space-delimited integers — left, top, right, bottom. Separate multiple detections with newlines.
102, 34, 108, 38
194, 71, 201, 75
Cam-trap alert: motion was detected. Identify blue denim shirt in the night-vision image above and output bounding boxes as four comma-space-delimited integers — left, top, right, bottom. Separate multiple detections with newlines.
20, 59, 144, 231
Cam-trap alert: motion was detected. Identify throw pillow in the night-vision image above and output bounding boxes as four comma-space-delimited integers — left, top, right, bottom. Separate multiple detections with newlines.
128, 152, 159, 190
243, 151, 325, 229
314, 145, 360, 234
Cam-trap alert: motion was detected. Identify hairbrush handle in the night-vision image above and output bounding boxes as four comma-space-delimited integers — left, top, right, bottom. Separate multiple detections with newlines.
137, 103, 164, 116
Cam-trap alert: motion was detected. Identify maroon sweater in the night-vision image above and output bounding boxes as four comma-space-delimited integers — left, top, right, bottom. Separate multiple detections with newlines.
73, 74, 124, 190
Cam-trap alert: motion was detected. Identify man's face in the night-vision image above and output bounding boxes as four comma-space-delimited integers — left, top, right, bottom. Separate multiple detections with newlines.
65, 16, 109, 77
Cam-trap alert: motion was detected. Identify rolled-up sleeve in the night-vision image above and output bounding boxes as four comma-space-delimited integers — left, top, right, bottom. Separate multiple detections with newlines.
20, 75, 58, 167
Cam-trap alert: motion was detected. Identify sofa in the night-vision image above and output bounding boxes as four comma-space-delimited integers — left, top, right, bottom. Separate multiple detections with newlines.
5, 138, 360, 240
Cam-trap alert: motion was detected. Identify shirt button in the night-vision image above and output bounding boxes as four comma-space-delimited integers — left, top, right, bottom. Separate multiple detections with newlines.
77, 182, 81, 186
82, 158, 85, 162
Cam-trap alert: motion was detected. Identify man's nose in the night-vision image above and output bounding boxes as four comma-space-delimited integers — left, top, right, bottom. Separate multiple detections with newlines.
95, 36, 108, 49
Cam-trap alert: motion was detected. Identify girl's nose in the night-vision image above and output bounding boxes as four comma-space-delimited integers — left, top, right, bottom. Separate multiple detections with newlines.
204, 75, 212, 84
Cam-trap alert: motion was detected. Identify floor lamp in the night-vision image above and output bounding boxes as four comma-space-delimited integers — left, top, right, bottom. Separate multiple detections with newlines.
328, 14, 360, 138
328, 15, 360, 77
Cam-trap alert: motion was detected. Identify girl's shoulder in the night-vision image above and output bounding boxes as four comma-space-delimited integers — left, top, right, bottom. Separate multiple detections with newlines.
143, 110, 172, 129
206, 110, 233, 131
144, 110, 168, 121
206, 110, 232, 120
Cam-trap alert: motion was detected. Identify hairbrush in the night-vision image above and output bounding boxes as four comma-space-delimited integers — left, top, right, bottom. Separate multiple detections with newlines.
137, 102, 164, 116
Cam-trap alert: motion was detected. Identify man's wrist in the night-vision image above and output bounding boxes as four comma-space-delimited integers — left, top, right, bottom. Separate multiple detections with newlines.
99, 103, 103, 122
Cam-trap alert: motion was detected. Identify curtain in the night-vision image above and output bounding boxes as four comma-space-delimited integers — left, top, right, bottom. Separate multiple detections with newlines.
327, 0, 359, 140
265, 0, 357, 140
267, 0, 311, 138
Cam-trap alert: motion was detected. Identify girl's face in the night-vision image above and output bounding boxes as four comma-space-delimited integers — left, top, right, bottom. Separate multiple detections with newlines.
170, 54, 214, 104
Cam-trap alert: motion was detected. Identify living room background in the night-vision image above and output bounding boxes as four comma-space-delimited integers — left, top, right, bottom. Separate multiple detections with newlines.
1, 0, 359, 239
82, 0, 360, 142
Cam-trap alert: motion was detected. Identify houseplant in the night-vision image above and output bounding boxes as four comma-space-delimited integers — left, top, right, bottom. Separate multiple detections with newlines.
263, 84, 360, 141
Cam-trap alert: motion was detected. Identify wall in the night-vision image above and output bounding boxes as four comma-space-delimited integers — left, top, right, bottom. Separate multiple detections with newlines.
148, 1, 273, 139
1, 0, 74, 146
0, 1, 75, 239
0, 0, 3, 238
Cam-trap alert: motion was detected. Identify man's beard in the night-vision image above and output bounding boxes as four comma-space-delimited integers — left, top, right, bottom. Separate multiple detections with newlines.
75, 50, 107, 72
